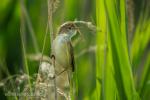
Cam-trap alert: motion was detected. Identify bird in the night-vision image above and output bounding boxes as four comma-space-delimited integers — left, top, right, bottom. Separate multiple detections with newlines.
52, 22, 77, 99
52, 22, 77, 73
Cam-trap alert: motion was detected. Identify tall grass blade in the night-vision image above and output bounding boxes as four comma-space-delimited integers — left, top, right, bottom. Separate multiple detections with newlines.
105, 0, 138, 99
138, 51, 150, 99
131, 11, 150, 69
21, 0, 39, 53
96, 0, 106, 99
20, 0, 32, 97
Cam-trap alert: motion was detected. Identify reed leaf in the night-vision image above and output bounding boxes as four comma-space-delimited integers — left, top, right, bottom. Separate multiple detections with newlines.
105, 0, 138, 99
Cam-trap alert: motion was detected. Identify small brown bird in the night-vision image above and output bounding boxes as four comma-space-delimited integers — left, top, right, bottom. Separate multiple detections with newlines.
52, 22, 77, 73
52, 22, 77, 99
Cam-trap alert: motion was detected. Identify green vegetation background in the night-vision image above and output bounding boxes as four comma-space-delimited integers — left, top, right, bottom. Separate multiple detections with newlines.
0, 0, 149, 100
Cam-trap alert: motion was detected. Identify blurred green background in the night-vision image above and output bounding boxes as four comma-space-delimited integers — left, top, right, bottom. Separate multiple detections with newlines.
0, 0, 149, 100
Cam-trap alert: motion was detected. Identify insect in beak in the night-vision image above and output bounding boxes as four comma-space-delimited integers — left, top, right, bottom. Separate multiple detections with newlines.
75, 26, 85, 41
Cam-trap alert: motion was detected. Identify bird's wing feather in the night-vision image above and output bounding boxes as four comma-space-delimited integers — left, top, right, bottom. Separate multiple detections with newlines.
67, 41, 75, 72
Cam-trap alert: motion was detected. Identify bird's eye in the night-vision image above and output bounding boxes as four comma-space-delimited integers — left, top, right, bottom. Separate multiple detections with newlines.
68, 27, 72, 30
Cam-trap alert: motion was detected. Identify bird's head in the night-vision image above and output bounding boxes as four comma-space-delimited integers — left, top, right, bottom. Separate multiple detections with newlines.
58, 22, 77, 37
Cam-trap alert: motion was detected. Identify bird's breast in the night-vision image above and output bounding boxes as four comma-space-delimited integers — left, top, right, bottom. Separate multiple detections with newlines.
53, 35, 71, 69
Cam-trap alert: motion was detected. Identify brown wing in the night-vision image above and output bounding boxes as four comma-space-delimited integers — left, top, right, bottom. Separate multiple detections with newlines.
68, 41, 75, 72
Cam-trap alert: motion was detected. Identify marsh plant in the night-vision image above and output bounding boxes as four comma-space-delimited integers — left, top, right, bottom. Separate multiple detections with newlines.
0, 0, 149, 100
